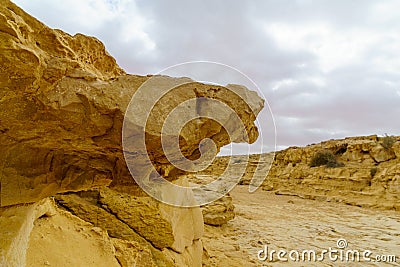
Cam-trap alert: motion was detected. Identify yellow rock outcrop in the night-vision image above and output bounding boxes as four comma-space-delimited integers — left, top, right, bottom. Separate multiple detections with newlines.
0, 0, 263, 207
0, 1, 264, 266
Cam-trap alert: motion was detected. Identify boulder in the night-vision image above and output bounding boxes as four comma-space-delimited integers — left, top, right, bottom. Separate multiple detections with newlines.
202, 195, 235, 226
55, 192, 174, 267
370, 144, 396, 163
112, 238, 157, 267
55, 180, 204, 266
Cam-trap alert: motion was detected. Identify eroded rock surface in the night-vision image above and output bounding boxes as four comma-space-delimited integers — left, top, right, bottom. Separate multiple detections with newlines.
0, 0, 263, 207
202, 195, 235, 226
0, 198, 57, 267
264, 135, 400, 210
54, 178, 204, 266
26, 211, 121, 267
0, 2, 268, 267
199, 135, 400, 210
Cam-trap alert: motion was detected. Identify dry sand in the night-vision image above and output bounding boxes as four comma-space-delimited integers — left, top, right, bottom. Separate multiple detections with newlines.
203, 185, 400, 267
26, 210, 120, 267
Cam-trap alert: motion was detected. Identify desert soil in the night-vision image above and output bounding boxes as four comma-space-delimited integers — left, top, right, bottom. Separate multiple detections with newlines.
203, 185, 400, 267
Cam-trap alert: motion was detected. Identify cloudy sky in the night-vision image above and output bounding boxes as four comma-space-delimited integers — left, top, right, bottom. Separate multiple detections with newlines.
14, 0, 400, 152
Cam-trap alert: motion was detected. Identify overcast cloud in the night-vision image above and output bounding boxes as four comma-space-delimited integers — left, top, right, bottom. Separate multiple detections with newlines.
13, 0, 400, 152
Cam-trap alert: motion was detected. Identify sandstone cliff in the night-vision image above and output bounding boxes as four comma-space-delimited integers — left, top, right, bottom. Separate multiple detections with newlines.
198, 135, 400, 210
0, 0, 263, 207
265, 135, 400, 210
0, 1, 264, 266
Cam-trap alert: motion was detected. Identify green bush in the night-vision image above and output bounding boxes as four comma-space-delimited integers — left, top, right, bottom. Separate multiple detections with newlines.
310, 150, 344, 168
381, 134, 396, 149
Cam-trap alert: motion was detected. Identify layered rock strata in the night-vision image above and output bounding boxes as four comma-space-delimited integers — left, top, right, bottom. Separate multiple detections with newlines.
199, 135, 400, 210
0, 0, 263, 206
0, 1, 264, 266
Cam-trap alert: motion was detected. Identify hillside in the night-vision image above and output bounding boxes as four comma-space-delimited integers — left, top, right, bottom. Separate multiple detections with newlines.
198, 135, 400, 210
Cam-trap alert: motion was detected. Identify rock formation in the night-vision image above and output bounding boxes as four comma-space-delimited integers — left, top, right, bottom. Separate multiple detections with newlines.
54, 185, 203, 266
0, 1, 264, 266
199, 135, 400, 210
0, 198, 56, 266
264, 135, 400, 210
202, 195, 235, 226
0, 0, 263, 207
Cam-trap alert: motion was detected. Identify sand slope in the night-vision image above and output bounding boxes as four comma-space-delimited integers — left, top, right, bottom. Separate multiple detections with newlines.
26, 210, 120, 267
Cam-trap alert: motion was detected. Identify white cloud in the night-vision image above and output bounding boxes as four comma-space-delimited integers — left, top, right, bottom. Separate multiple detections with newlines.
14, 0, 115, 31
370, 0, 400, 26
13, 0, 156, 53
264, 23, 382, 72
272, 79, 299, 91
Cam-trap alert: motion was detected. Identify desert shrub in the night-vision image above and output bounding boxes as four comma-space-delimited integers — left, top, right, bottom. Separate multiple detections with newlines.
381, 134, 396, 149
370, 167, 378, 177
309, 150, 344, 168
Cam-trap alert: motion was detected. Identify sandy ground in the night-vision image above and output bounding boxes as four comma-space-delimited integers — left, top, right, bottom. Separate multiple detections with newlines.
26, 210, 120, 267
203, 185, 400, 267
